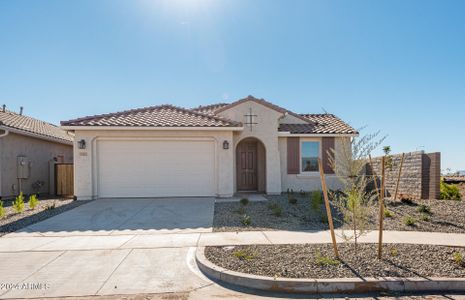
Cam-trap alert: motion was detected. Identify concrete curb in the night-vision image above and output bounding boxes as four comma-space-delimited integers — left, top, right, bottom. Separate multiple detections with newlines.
196, 246, 465, 294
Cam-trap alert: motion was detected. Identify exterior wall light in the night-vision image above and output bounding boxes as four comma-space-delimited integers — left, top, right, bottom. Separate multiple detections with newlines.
223, 140, 230, 150
77, 139, 86, 149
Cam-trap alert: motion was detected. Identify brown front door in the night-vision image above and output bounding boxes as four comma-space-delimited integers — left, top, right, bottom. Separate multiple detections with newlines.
237, 140, 258, 191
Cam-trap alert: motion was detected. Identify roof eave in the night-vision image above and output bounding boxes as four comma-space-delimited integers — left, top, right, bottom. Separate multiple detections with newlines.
0, 125, 74, 145
61, 125, 244, 131
278, 132, 359, 137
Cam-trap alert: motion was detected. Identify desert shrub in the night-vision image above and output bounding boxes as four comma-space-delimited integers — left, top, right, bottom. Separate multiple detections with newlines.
311, 191, 323, 211
288, 196, 297, 204
271, 206, 282, 217
440, 180, 461, 200
13, 192, 25, 213
28, 194, 39, 210
329, 131, 384, 248
417, 204, 431, 214
0, 201, 5, 218
453, 252, 464, 267
233, 250, 255, 260
420, 213, 431, 222
315, 250, 340, 266
384, 209, 393, 218
390, 247, 398, 257
240, 198, 249, 206
241, 214, 251, 226
403, 215, 416, 226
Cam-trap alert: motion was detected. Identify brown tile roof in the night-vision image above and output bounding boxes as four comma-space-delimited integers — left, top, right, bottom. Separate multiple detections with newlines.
0, 109, 73, 143
279, 114, 357, 134
192, 103, 229, 115
61, 105, 242, 127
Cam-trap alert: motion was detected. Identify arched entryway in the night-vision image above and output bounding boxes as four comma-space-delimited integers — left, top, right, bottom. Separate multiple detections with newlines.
236, 138, 266, 192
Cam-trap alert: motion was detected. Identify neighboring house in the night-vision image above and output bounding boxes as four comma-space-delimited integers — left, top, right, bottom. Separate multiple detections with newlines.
0, 107, 73, 199
61, 96, 357, 200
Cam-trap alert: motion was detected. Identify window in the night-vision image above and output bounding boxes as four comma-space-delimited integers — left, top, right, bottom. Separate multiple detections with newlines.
301, 141, 320, 172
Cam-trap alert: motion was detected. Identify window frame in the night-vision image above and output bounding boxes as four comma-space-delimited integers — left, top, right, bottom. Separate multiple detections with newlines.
299, 138, 321, 175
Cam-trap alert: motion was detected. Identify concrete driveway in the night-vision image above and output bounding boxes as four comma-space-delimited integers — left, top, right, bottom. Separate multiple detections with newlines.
12, 197, 215, 236
0, 198, 217, 299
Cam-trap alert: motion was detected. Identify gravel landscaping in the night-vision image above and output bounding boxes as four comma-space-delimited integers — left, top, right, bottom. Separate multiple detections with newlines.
0, 197, 89, 236
213, 194, 465, 233
205, 243, 465, 279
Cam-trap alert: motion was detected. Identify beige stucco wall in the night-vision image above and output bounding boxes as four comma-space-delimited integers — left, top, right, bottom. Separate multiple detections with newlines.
73, 129, 234, 200
278, 136, 345, 192
0, 132, 73, 198
218, 101, 284, 194
278, 114, 307, 124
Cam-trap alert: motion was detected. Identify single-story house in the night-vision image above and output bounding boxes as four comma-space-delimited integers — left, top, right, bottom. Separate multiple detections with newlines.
0, 106, 73, 199
61, 96, 357, 200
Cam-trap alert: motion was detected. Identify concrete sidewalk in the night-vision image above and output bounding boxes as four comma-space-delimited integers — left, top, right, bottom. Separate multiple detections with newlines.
1, 229, 464, 299
2, 229, 465, 253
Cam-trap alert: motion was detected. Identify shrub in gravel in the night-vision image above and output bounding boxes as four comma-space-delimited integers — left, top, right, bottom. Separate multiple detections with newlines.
384, 209, 393, 218
28, 194, 39, 210
403, 215, 416, 226
311, 191, 323, 211
267, 202, 283, 217
288, 196, 297, 204
240, 198, 249, 206
0, 201, 4, 218
13, 192, 25, 213
454, 252, 464, 267
241, 214, 251, 226
315, 250, 340, 266
390, 247, 398, 257
417, 204, 431, 214
233, 250, 255, 260
440, 180, 461, 201
420, 213, 431, 222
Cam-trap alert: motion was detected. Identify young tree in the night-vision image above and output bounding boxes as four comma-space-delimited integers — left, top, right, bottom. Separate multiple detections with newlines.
329, 131, 385, 249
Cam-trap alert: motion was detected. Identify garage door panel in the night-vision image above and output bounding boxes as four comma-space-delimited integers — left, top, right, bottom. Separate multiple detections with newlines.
97, 140, 215, 197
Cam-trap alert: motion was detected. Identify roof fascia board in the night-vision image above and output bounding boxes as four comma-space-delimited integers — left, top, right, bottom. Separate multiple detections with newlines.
61, 126, 244, 131
0, 125, 73, 145
278, 132, 358, 137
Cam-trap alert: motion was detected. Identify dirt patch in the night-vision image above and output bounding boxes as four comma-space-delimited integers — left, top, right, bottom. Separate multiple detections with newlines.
213, 195, 465, 233
206, 243, 465, 279
0, 198, 90, 236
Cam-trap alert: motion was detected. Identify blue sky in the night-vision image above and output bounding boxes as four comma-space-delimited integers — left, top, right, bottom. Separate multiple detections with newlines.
1, 0, 464, 172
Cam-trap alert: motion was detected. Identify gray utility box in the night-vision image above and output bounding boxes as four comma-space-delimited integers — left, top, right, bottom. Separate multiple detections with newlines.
17, 156, 30, 179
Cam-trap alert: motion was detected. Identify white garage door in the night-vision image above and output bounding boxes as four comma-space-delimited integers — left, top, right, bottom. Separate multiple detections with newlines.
97, 139, 215, 198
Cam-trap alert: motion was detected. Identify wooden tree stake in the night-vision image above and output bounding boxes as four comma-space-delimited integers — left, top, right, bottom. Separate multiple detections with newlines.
369, 154, 380, 201
318, 158, 339, 258
377, 156, 386, 259
393, 153, 405, 200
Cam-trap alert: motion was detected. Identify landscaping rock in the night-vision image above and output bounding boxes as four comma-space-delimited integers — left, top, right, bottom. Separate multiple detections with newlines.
0, 198, 89, 236
205, 243, 465, 279
213, 195, 465, 233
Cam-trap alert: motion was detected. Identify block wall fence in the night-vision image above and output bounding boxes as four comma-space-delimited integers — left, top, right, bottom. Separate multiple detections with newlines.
367, 151, 441, 200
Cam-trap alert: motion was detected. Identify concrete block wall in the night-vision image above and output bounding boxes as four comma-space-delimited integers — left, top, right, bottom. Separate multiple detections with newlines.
368, 151, 441, 200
